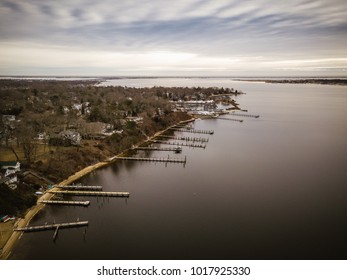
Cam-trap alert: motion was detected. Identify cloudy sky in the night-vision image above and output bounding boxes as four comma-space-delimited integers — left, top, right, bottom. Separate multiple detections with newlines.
0, 0, 346, 76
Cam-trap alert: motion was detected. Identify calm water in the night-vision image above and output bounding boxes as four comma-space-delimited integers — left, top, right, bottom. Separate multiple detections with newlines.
10, 79, 347, 259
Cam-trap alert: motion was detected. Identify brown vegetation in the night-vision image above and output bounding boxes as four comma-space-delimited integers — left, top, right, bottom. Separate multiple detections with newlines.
0, 79, 241, 216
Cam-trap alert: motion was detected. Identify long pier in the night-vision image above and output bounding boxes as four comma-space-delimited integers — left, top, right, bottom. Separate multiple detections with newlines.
132, 146, 182, 153
14, 221, 89, 232
49, 190, 130, 197
230, 112, 260, 118
169, 128, 214, 135
159, 135, 209, 142
152, 140, 206, 149
116, 156, 186, 164
41, 200, 90, 206
217, 117, 243, 122
172, 125, 193, 129
56, 185, 103, 191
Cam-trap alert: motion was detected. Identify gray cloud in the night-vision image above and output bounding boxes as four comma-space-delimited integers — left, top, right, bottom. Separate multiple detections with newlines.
0, 0, 346, 75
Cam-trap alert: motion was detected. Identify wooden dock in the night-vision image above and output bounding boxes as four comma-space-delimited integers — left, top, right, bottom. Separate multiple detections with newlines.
169, 128, 214, 135
14, 221, 89, 232
41, 200, 90, 206
56, 185, 103, 191
230, 112, 260, 118
159, 135, 209, 142
217, 117, 244, 122
153, 139, 206, 149
116, 156, 187, 164
49, 190, 130, 197
172, 125, 193, 129
132, 146, 182, 153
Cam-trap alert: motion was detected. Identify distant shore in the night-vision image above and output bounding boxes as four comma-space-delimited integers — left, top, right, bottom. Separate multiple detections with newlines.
0, 118, 195, 260
236, 78, 347, 86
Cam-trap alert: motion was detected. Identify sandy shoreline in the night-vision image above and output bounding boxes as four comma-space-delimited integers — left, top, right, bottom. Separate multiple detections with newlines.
0, 118, 195, 260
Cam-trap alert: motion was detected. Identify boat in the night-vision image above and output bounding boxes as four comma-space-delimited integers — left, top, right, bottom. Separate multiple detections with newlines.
0, 215, 9, 222
3, 215, 15, 223
174, 146, 182, 153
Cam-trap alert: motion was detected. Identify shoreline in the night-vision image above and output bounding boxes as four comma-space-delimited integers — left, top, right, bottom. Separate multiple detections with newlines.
234, 78, 347, 86
0, 117, 195, 260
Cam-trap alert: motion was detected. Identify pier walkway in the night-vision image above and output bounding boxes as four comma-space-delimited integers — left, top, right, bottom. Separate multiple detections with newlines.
56, 185, 103, 191
49, 190, 130, 197
169, 128, 214, 134
153, 140, 206, 149
14, 221, 89, 232
41, 200, 90, 206
230, 112, 260, 118
159, 135, 209, 142
116, 156, 186, 164
132, 146, 182, 152
172, 125, 193, 129
217, 117, 244, 122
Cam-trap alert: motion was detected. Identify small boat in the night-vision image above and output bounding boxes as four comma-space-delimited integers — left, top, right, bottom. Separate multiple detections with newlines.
174, 146, 182, 153
3, 216, 15, 223
0, 215, 9, 222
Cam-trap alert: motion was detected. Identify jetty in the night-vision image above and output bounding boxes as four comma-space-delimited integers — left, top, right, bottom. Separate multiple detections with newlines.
116, 156, 187, 164
152, 140, 206, 149
169, 128, 214, 135
230, 112, 260, 118
159, 135, 209, 142
56, 185, 103, 191
49, 190, 130, 197
40, 200, 90, 206
14, 221, 88, 232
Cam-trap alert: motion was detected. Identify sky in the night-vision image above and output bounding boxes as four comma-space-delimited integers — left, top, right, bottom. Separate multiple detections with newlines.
0, 0, 346, 77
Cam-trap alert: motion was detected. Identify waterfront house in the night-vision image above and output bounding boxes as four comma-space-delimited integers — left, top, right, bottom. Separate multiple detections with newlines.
35, 132, 49, 142
2, 115, 15, 123
5, 173, 17, 184
0, 161, 20, 173
126, 116, 144, 124
0, 173, 17, 190
61, 130, 81, 145
49, 130, 81, 146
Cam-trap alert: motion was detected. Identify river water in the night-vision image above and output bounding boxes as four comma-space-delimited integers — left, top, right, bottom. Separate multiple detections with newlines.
10, 78, 347, 259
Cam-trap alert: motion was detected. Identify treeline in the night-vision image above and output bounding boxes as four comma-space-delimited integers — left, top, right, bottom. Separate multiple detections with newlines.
264, 79, 347, 85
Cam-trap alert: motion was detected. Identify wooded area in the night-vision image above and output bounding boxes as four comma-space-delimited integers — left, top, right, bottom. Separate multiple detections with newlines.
0, 79, 240, 215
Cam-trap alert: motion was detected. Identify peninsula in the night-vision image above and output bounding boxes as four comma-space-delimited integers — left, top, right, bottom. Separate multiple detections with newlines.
0, 79, 242, 259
